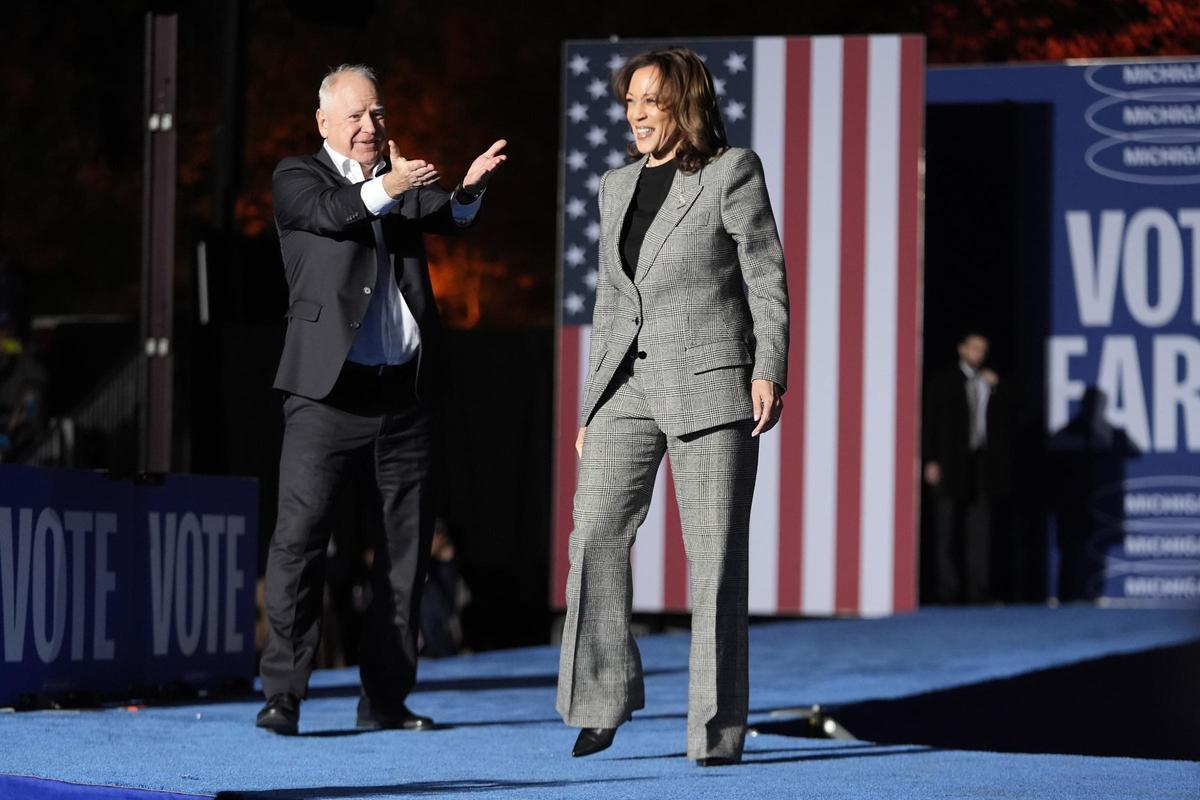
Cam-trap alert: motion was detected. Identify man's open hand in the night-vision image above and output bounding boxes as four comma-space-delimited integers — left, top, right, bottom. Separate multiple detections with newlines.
382, 140, 439, 198
461, 139, 508, 194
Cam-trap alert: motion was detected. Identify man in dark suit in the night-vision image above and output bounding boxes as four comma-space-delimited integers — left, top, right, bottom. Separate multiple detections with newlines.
255, 64, 505, 734
922, 332, 1011, 604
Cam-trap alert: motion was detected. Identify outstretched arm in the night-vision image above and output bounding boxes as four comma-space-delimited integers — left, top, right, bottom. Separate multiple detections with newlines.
410, 140, 508, 234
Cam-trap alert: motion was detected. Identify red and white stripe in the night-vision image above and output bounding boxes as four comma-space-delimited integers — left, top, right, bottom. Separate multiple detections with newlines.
553, 35, 924, 617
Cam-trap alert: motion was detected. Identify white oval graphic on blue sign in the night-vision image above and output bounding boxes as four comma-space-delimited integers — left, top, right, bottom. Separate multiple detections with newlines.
1086, 63, 1200, 100
1090, 475, 1200, 533
1085, 137, 1200, 185
1085, 95, 1200, 141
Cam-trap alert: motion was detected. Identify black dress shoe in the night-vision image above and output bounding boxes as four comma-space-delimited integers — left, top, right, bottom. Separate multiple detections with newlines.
255, 693, 300, 735
572, 727, 616, 757
696, 756, 738, 767
356, 695, 435, 731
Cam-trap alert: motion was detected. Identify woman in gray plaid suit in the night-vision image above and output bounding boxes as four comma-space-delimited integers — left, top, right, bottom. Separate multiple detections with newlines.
557, 48, 789, 766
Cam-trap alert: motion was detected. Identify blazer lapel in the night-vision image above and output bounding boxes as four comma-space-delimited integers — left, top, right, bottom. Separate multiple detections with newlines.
634, 168, 703, 284
603, 164, 642, 303
314, 147, 350, 184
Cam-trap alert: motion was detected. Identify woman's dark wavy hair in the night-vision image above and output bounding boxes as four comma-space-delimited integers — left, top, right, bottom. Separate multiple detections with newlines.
612, 48, 729, 174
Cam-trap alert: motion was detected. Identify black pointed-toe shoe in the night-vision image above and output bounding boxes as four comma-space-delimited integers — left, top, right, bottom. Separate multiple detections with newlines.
356, 695, 435, 731
572, 727, 617, 757
255, 693, 300, 735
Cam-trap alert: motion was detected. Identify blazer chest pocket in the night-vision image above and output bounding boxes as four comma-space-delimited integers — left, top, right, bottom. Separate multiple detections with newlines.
685, 338, 751, 375
676, 210, 712, 232
286, 299, 322, 322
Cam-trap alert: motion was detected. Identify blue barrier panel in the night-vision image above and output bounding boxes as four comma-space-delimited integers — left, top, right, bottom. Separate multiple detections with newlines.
929, 58, 1200, 607
0, 465, 257, 705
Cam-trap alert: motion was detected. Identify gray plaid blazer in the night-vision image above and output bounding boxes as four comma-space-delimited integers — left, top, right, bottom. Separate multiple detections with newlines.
580, 147, 789, 437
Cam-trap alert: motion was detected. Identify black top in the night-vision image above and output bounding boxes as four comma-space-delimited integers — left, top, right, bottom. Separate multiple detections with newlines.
619, 159, 677, 279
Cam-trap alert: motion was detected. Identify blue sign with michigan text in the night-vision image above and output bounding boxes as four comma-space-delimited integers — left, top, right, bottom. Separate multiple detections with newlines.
929, 58, 1200, 607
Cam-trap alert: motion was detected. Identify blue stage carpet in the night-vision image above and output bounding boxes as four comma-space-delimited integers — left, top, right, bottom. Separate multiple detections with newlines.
1, 606, 1197, 799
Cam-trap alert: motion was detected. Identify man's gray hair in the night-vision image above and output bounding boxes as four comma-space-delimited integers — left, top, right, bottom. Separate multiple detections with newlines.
318, 64, 379, 109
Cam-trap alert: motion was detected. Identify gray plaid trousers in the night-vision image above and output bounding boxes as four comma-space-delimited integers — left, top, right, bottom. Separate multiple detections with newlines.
556, 368, 759, 761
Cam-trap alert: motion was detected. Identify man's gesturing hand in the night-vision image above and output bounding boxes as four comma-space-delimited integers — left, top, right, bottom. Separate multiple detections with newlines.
751, 379, 783, 437
382, 140, 439, 198
461, 139, 508, 195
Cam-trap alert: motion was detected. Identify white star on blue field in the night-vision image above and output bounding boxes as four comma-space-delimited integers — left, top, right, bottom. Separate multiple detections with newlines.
559, 40, 753, 324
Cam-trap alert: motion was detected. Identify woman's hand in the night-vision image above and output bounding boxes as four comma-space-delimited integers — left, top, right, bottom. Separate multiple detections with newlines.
575, 426, 587, 457
751, 379, 783, 437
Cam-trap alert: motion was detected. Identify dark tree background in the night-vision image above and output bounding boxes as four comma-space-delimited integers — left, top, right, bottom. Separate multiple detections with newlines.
3, 0, 1197, 328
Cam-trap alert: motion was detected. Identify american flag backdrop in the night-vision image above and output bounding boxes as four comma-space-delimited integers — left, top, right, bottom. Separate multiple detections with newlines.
554, 36, 925, 617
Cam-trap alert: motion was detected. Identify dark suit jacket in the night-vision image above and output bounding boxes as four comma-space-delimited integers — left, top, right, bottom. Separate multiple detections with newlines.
271, 148, 470, 401
922, 364, 1013, 499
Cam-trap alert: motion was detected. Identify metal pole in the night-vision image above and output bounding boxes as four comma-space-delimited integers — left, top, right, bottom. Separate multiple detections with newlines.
214, 0, 244, 237
140, 12, 178, 473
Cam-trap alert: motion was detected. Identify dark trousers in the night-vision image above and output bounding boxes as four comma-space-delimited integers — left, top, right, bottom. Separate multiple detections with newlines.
260, 360, 434, 708
931, 450, 991, 604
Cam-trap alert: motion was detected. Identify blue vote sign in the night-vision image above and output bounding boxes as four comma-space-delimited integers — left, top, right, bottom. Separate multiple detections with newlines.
0, 465, 258, 705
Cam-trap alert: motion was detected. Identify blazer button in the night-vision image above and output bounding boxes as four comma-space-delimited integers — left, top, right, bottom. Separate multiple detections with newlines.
637, 350, 647, 359
363, 286, 372, 295
350, 321, 361, 329
632, 317, 640, 324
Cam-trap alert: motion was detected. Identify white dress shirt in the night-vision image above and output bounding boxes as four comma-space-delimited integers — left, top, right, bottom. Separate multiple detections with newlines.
960, 360, 991, 450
